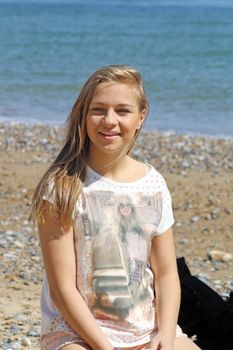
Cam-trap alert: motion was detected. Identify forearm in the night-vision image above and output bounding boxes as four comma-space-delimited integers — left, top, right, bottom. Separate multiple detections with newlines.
51, 286, 113, 350
155, 271, 181, 341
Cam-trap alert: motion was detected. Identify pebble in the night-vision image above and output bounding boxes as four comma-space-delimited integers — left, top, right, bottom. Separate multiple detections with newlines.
175, 222, 182, 227
21, 338, 31, 347
204, 213, 212, 220
208, 250, 233, 262
26, 330, 40, 337
178, 238, 189, 244
0, 123, 232, 172
0, 122, 232, 347
14, 241, 24, 249
10, 324, 20, 335
214, 280, 222, 285
213, 261, 225, 270
0, 343, 21, 350
191, 216, 200, 223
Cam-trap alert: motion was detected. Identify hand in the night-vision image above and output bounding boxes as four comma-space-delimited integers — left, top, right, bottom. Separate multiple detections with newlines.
147, 332, 174, 350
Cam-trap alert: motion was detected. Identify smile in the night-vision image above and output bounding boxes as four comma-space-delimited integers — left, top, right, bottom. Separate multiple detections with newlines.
99, 132, 120, 136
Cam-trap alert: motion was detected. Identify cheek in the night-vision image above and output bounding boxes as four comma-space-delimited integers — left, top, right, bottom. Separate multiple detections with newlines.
120, 119, 140, 134
86, 116, 98, 135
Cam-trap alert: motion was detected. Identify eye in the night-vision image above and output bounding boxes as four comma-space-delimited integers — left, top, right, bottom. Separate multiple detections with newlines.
90, 107, 105, 114
117, 109, 131, 115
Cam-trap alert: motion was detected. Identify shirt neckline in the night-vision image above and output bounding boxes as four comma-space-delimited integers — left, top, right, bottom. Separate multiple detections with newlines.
86, 163, 153, 187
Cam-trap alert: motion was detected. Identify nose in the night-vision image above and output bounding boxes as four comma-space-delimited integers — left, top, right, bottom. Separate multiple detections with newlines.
103, 108, 118, 126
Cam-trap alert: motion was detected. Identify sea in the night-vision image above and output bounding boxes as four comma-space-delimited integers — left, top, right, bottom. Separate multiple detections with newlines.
0, 0, 233, 137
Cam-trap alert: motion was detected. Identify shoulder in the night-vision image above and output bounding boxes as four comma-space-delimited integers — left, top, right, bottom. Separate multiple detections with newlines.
147, 163, 168, 186
144, 164, 173, 202
129, 158, 171, 193
127, 158, 161, 178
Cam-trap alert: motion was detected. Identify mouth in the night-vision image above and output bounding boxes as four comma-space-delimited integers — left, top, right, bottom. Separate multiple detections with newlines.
99, 131, 121, 137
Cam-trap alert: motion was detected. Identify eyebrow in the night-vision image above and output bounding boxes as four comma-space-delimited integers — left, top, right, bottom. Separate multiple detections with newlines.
90, 102, 135, 108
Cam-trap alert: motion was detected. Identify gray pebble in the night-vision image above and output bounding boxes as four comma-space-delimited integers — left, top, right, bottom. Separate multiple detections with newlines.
1, 343, 21, 350
26, 330, 40, 337
178, 238, 188, 244
10, 324, 20, 335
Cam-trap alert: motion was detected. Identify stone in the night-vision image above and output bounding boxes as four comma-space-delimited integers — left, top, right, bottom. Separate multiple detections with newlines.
14, 241, 24, 249
208, 250, 233, 262
204, 213, 212, 220
1, 342, 21, 350
10, 324, 20, 335
21, 338, 31, 347
26, 330, 40, 337
191, 216, 200, 223
178, 238, 188, 244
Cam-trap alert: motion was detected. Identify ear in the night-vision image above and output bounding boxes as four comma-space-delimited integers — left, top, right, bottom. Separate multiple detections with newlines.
136, 108, 147, 129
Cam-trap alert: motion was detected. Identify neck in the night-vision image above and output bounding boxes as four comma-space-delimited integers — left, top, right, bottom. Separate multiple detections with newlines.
86, 149, 130, 177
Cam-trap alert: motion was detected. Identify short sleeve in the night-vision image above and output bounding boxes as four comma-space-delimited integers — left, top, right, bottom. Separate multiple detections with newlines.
154, 175, 175, 236
42, 179, 77, 220
42, 180, 56, 205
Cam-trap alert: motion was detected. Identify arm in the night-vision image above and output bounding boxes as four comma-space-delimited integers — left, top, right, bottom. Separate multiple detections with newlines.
149, 227, 180, 350
38, 201, 113, 350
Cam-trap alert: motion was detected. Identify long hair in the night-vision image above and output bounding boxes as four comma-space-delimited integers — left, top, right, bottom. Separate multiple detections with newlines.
29, 65, 149, 227
116, 195, 144, 242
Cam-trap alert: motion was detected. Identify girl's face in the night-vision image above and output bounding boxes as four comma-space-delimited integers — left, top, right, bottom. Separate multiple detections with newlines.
119, 202, 132, 217
86, 82, 146, 157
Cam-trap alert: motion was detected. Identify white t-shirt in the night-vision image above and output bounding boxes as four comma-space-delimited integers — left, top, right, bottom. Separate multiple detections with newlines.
40, 164, 175, 347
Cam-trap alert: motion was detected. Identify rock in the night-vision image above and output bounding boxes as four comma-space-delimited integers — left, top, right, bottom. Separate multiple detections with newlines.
14, 241, 24, 249
224, 207, 232, 215
1, 342, 21, 350
175, 222, 182, 227
3, 252, 17, 259
178, 238, 188, 244
13, 313, 28, 322
39, 138, 49, 145
181, 161, 190, 169
10, 324, 20, 335
204, 213, 212, 220
21, 338, 31, 347
1, 123, 233, 345
191, 216, 200, 223
214, 280, 222, 285
26, 330, 40, 337
210, 208, 220, 219
208, 250, 233, 262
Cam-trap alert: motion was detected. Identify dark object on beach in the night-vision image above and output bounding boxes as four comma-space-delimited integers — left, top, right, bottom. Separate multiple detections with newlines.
177, 257, 233, 350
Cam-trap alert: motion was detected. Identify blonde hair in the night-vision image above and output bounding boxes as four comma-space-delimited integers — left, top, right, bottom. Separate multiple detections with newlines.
29, 65, 149, 226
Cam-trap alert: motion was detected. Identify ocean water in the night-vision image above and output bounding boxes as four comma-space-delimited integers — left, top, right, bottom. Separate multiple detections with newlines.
0, 0, 233, 137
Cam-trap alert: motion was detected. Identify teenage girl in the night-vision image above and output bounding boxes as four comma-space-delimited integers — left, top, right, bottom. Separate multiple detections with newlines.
30, 65, 201, 350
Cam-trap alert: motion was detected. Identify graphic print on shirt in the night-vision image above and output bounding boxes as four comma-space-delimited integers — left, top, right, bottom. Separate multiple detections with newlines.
79, 190, 163, 328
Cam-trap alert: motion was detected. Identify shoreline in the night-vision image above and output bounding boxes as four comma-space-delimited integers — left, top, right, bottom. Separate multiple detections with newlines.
1, 122, 232, 175
0, 122, 232, 349
1, 120, 233, 141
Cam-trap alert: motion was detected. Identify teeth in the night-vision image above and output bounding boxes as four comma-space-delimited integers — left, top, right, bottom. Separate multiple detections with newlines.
101, 132, 118, 136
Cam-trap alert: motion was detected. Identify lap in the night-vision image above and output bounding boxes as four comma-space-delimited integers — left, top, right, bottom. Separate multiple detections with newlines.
174, 336, 201, 350
60, 345, 89, 350
61, 338, 202, 350
40, 331, 91, 350
41, 331, 201, 350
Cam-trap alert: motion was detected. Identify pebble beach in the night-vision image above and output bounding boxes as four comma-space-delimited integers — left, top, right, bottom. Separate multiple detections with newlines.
0, 122, 233, 349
